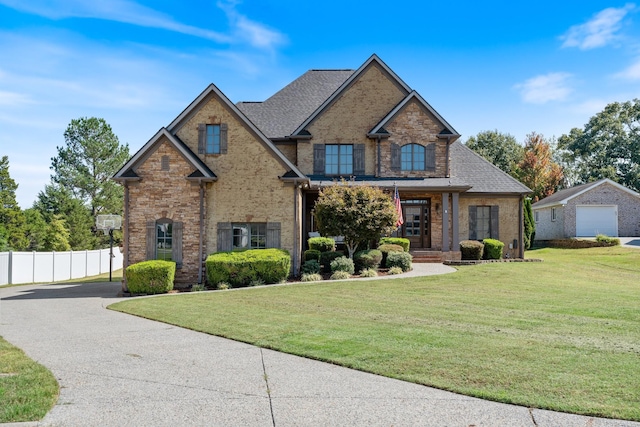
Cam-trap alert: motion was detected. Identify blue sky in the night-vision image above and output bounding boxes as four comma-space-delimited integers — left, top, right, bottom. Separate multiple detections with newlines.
2, 0, 640, 208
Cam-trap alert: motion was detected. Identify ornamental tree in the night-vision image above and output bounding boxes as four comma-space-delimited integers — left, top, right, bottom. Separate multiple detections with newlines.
313, 181, 398, 259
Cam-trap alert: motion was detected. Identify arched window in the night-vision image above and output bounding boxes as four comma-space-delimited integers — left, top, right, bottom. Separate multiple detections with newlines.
401, 144, 425, 171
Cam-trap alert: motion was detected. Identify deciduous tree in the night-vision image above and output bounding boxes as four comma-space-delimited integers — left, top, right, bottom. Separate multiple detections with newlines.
465, 130, 524, 175
558, 99, 640, 191
313, 181, 398, 259
515, 133, 563, 202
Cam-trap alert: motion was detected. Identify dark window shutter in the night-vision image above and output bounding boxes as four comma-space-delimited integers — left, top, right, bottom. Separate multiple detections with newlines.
173, 221, 183, 269
217, 222, 232, 252
468, 206, 477, 240
490, 205, 500, 239
220, 123, 228, 154
391, 143, 400, 171
313, 144, 325, 175
266, 222, 281, 248
426, 143, 436, 170
146, 221, 156, 260
197, 124, 206, 154
353, 144, 365, 175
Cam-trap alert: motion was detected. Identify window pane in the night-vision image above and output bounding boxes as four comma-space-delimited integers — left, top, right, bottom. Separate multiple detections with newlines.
233, 224, 249, 248
401, 144, 425, 171
325, 145, 339, 175
476, 206, 491, 240
156, 222, 173, 261
206, 124, 220, 154
251, 224, 266, 249
413, 145, 425, 170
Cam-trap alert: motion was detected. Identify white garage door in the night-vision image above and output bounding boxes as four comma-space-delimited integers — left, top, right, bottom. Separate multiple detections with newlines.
576, 205, 618, 237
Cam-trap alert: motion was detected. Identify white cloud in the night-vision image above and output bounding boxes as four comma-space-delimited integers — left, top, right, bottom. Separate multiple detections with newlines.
613, 57, 640, 80
560, 3, 636, 50
0, 90, 34, 106
514, 73, 573, 104
0, 0, 287, 50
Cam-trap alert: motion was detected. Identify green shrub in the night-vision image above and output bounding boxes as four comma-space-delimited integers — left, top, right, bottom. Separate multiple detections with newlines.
301, 273, 323, 282
249, 278, 265, 287
191, 283, 205, 292
360, 268, 378, 278
386, 251, 412, 272
308, 237, 335, 252
596, 234, 620, 246
378, 243, 404, 266
379, 237, 410, 252
482, 238, 504, 260
217, 282, 230, 290
330, 270, 351, 280
304, 249, 321, 261
545, 238, 619, 249
206, 249, 290, 287
387, 266, 403, 275
126, 260, 176, 294
354, 249, 383, 272
460, 240, 484, 260
301, 259, 321, 275
330, 256, 355, 274
320, 251, 344, 272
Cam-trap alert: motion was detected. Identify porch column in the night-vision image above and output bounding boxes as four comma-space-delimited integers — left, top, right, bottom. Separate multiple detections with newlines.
452, 192, 459, 251
442, 192, 450, 252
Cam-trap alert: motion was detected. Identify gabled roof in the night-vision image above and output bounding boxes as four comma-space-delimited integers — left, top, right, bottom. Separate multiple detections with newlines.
166, 83, 306, 180
532, 178, 640, 209
368, 91, 460, 141
291, 54, 412, 136
237, 70, 354, 139
114, 128, 216, 181
449, 142, 531, 195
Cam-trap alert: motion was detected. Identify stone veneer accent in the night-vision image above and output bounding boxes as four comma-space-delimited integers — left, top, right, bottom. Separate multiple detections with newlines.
381, 100, 448, 178
126, 138, 202, 284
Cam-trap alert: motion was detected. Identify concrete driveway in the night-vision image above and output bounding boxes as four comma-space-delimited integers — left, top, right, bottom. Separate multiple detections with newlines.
1, 280, 639, 427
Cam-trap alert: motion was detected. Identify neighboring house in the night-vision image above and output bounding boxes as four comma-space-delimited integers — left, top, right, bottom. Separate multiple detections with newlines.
114, 54, 530, 287
532, 178, 640, 239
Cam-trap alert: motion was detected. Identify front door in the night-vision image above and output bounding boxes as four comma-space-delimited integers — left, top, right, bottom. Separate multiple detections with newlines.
401, 200, 431, 249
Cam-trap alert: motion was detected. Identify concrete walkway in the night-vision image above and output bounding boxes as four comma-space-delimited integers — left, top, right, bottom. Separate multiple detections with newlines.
1, 267, 639, 427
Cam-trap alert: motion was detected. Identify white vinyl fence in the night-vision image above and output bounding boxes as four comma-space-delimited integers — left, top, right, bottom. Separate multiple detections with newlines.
0, 248, 123, 286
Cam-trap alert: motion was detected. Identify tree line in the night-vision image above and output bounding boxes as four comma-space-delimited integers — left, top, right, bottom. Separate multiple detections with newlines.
0, 117, 129, 252
465, 99, 640, 201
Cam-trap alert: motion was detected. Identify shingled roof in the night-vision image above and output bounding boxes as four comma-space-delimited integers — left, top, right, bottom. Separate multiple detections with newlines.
449, 141, 531, 194
237, 69, 355, 139
531, 178, 640, 209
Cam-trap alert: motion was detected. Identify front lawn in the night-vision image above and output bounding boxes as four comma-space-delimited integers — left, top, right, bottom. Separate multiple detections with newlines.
109, 247, 640, 421
0, 336, 59, 423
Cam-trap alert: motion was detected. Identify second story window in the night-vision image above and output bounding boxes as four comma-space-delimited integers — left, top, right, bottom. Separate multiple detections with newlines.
198, 123, 228, 155
325, 144, 353, 175
401, 144, 425, 171
206, 124, 220, 154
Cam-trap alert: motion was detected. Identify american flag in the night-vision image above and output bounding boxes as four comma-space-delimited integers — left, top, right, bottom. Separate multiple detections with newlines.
394, 186, 404, 228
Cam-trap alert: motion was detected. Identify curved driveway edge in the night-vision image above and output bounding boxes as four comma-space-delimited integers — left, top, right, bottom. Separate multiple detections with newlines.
1, 271, 639, 426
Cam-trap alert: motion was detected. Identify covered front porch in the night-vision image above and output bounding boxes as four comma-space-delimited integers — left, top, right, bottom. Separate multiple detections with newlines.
302, 179, 471, 261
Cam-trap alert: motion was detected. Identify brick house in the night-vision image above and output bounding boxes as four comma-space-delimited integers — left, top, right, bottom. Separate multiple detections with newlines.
532, 178, 640, 239
114, 54, 530, 286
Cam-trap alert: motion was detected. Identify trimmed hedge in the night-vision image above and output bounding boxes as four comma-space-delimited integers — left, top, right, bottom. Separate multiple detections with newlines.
320, 251, 344, 273
596, 234, 621, 246
378, 243, 404, 266
354, 249, 383, 272
308, 237, 335, 253
460, 240, 484, 260
304, 249, 321, 261
126, 260, 175, 294
545, 237, 620, 249
386, 251, 412, 272
330, 256, 355, 274
206, 249, 290, 288
483, 238, 504, 260
379, 237, 410, 252
301, 259, 321, 275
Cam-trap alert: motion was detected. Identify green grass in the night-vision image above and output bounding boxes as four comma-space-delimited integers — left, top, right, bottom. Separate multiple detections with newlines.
109, 247, 640, 421
0, 336, 59, 423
